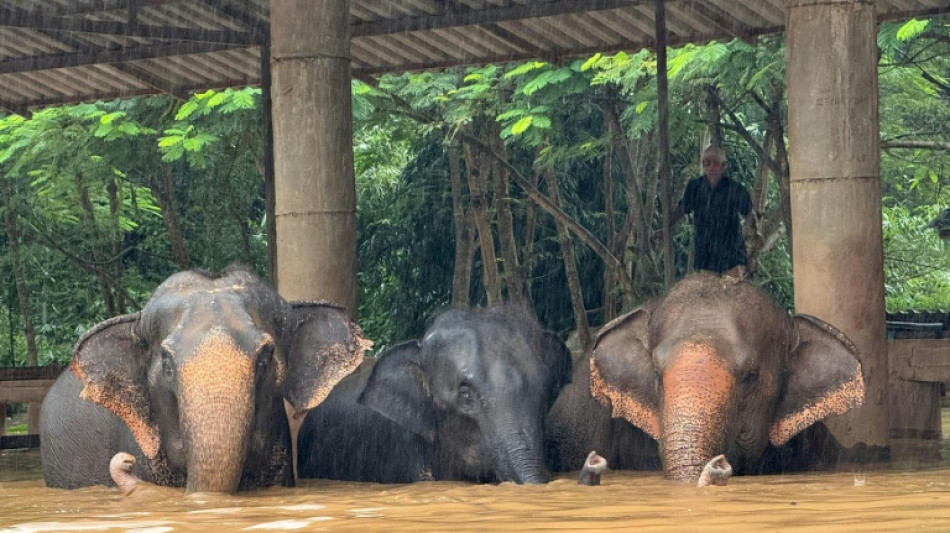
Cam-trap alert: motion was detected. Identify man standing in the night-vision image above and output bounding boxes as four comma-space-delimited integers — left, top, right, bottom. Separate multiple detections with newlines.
655, 145, 759, 278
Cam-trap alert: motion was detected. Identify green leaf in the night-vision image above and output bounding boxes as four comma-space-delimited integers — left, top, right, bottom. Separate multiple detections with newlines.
157, 135, 181, 148
504, 61, 547, 79
100, 111, 126, 125
580, 53, 602, 72
531, 115, 551, 129
94, 122, 115, 138
175, 100, 200, 121
896, 19, 929, 41
745, 59, 780, 91
496, 109, 526, 121
510, 116, 533, 135
206, 91, 228, 108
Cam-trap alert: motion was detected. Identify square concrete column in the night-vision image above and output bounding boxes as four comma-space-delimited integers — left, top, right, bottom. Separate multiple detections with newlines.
786, 0, 888, 453
270, 0, 357, 315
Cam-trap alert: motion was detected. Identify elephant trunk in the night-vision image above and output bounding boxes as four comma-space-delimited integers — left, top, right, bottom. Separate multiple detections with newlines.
488, 420, 549, 484
660, 343, 734, 483
179, 334, 255, 493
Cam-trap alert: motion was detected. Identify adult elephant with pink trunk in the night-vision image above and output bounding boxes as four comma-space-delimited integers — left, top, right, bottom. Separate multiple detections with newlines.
40, 265, 369, 493
547, 272, 865, 483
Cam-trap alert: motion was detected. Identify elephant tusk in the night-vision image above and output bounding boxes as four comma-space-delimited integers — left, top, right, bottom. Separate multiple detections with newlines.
578, 450, 608, 486
696, 454, 733, 487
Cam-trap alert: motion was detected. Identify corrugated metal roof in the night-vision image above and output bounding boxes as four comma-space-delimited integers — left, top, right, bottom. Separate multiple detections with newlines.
0, 0, 945, 111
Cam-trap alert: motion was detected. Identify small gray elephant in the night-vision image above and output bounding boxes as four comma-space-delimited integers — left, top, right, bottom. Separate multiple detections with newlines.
297, 305, 572, 484
546, 272, 864, 483
40, 265, 369, 493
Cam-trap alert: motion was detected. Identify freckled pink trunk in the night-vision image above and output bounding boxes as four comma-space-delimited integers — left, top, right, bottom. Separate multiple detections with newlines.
661, 344, 735, 483
179, 340, 254, 493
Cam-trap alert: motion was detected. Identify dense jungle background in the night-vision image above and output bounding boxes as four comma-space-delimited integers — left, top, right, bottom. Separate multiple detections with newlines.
0, 18, 948, 366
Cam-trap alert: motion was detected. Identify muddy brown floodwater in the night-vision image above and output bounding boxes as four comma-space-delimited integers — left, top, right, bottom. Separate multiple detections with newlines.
2, 449, 950, 532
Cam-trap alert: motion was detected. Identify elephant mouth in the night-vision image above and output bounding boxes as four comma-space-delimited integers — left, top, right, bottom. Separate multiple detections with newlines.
666, 463, 707, 483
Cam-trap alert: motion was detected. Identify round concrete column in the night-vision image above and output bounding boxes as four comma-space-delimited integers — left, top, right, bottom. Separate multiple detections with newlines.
270, 0, 357, 314
787, 0, 888, 452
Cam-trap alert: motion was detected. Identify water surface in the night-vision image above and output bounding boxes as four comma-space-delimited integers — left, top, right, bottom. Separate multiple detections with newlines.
2, 449, 949, 532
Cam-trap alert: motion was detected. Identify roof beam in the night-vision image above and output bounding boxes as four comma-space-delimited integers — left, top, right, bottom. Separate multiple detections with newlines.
352, 0, 647, 37
685, 1, 755, 44
50, 1, 174, 17
202, 0, 269, 39
111, 62, 184, 97
353, 25, 783, 76
0, 6, 260, 45
0, 40, 244, 74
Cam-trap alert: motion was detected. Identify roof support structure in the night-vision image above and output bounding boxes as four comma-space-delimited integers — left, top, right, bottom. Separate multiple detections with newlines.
787, 0, 888, 458
0, 6, 260, 44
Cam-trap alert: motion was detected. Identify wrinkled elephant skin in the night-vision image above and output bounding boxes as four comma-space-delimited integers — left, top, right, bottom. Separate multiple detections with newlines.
298, 305, 572, 484
581, 272, 864, 483
40, 265, 369, 493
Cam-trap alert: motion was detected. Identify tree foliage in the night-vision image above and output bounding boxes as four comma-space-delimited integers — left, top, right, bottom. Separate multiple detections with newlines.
1, 18, 948, 365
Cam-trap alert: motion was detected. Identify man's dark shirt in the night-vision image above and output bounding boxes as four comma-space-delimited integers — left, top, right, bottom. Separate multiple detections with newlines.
680, 174, 752, 272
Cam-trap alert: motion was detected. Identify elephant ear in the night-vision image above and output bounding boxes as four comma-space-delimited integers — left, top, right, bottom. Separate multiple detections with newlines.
769, 314, 865, 446
358, 340, 437, 442
70, 312, 161, 459
282, 301, 371, 419
589, 306, 660, 440
540, 331, 573, 407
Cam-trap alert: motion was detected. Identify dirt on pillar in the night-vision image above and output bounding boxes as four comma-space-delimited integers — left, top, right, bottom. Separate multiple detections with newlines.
270, 0, 357, 314
786, 0, 889, 457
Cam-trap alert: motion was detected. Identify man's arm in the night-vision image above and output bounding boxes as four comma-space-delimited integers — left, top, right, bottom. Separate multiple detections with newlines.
652, 203, 686, 244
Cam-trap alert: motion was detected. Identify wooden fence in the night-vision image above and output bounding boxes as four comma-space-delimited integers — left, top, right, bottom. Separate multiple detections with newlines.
0, 365, 65, 450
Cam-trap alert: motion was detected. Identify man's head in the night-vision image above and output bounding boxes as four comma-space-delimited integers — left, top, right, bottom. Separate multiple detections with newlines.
702, 146, 727, 184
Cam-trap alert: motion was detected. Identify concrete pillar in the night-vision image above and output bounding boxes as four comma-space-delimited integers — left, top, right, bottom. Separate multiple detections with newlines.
786, 0, 888, 454
269, 0, 356, 481
270, 0, 357, 314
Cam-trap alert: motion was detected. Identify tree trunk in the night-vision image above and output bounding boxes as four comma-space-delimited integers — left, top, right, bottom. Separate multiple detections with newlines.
222, 157, 254, 265
544, 168, 590, 350
768, 83, 792, 251
603, 99, 652, 303
260, 39, 278, 283
449, 140, 475, 306
0, 197, 38, 366
655, 0, 675, 289
489, 123, 526, 305
461, 131, 633, 297
520, 147, 544, 307
74, 171, 116, 316
603, 129, 618, 322
106, 176, 126, 313
462, 136, 502, 305
705, 85, 724, 148
155, 165, 191, 270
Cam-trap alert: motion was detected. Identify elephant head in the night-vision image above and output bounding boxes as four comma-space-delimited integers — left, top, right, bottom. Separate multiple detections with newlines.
590, 273, 864, 482
359, 306, 571, 484
70, 265, 368, 493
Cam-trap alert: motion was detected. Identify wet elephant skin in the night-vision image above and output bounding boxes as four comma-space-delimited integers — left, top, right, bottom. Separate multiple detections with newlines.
298, 305, 572, 484
547, 272, 864, 483
40, 264, 369, 493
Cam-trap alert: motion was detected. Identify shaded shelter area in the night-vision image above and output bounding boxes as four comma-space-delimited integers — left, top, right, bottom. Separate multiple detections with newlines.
0, 1, 945, 110
0, 0, 948, 461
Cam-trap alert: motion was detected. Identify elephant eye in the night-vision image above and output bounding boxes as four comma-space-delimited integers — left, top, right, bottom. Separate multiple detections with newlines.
257, 344, 274, 370
742, 370, 758, 387
160, 347, 174, 376
458, 384, 476, 408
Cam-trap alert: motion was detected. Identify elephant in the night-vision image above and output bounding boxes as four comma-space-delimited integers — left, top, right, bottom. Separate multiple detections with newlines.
40, 265, 369, 493
546, 272, 864, 483
297, 305, 572, 484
